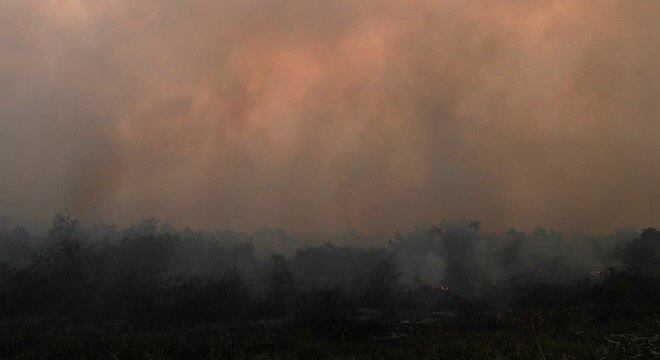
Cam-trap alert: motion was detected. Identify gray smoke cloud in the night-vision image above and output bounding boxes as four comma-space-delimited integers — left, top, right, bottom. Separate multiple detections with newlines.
0, 0, 658, 232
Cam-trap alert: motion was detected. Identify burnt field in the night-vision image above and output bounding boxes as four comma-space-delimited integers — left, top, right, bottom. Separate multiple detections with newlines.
1, 215, 658, 359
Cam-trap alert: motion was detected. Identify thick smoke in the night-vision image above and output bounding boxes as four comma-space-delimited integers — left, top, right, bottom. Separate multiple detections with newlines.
0, 0, 658, 232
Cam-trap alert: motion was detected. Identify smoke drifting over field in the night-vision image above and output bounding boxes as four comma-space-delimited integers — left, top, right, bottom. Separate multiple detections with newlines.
1, 0, 658, 232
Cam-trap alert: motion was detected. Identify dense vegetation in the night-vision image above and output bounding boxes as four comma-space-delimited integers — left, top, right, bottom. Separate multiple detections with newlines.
1, 214, 658, 358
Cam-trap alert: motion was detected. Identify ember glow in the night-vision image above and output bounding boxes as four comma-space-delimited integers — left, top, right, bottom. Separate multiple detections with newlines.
0, 0, 658, 232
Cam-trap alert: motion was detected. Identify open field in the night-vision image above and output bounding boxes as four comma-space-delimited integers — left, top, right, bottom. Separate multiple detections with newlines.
1, 310, 658, 359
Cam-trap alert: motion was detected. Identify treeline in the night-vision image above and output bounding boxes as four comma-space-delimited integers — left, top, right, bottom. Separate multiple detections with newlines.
0, 214, 658, 327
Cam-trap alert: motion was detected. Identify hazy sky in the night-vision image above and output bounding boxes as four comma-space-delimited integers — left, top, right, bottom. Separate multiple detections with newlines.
0, 0, 658, 232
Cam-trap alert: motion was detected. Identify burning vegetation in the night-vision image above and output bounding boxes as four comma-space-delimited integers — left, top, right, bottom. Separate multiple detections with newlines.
0, 214, 658, 358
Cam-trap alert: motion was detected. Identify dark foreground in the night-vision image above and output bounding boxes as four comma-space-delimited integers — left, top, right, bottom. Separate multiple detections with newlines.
2, 310, 658, 359
1, 217, 659, 358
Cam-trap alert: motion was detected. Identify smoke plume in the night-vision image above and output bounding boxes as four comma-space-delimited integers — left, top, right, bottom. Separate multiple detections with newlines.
1, 0, 658, 232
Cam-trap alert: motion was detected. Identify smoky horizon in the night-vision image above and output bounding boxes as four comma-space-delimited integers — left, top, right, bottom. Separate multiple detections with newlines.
1, 0, 658, 234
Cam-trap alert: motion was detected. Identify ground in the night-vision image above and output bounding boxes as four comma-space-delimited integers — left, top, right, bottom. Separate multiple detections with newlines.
1, 311, 658, 359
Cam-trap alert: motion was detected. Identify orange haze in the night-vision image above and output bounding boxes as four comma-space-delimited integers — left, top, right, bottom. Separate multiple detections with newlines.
0, 0, 658, 232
